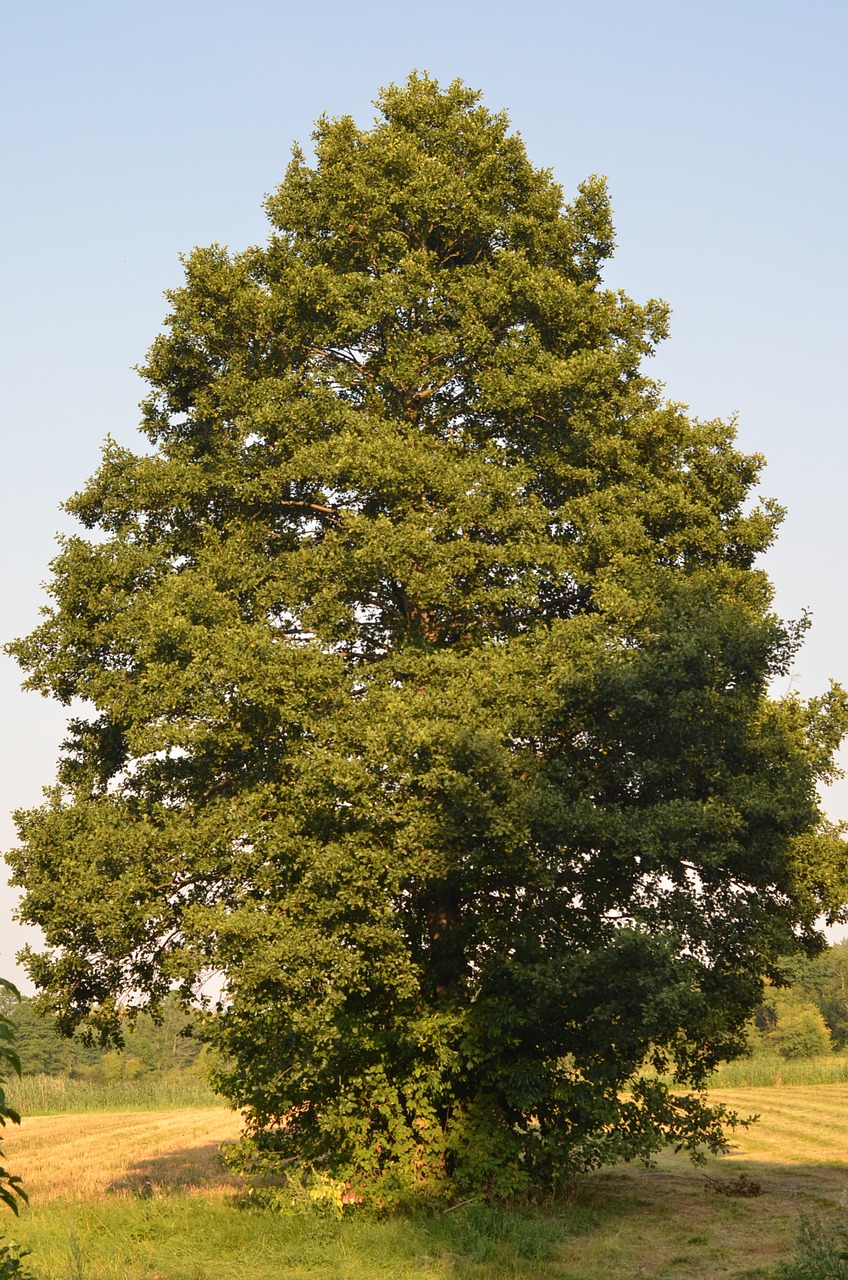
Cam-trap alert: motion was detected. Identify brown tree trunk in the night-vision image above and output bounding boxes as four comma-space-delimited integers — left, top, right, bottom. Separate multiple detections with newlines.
424, 886, 466, 1000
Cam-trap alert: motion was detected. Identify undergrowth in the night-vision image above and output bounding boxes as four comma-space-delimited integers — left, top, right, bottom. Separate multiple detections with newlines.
777, 1215, 848, 1278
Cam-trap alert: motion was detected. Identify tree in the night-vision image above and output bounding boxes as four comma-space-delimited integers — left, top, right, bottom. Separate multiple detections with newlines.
0, 981, 26, 1214
780, 941, 848, 1049
0, 991, 96, 1076
7, 73, 848, 1200
749, 987, 834, 1059
0, 993, 200, 1078
771, 1003, 833, 1061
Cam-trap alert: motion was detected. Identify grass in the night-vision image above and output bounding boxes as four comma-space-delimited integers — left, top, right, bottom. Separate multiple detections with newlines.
6, 1073, 224, 1116
7, 1085, 848, 1278
3, 1108, 242, 1203
708, 1054, 848, 1089
6, 1195, 604, 1280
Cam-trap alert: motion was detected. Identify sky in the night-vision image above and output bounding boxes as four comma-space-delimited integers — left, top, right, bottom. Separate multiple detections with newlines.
1, 0, 846, 983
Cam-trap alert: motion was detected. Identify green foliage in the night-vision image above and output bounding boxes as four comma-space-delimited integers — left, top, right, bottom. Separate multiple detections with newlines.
0, 981, 26, 1216
0, 993, 98, 1077
83, 995, 205, 1080
0, 993, 204, 1080
771, 1004, 833, 1061
749, 988, 834, 1060
738, 941, 848, 1061
7, 73, 848, 1201
778, 1216, 848, 1279
779, 941, 848, 1050
0, 991, 218, 1116
0, 1239, 34, 1280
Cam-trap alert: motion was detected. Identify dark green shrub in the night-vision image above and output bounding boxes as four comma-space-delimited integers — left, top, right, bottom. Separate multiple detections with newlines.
0, 1239, 35, 1280
778, 1216, 848, 1279
0, 980, 26, 1215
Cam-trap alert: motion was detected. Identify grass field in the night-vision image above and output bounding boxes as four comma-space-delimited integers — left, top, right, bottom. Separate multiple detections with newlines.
4, 1086, 848, 1279
6, 1073, 224, 1116
708, 1054, 848, 1089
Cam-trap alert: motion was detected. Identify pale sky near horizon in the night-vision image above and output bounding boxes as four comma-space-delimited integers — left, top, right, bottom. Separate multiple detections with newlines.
1, 0, 846, 983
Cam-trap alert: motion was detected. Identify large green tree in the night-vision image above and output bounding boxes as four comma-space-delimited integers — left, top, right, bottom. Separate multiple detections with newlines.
8, 74, 848, 1199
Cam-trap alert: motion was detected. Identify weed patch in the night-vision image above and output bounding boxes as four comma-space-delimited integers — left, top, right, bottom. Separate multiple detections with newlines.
777, 1216, 848, 1279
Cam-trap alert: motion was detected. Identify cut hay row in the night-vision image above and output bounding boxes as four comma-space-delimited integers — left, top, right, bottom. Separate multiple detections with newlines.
712, 1085, 848, 1166
4, 1107, 243, 1203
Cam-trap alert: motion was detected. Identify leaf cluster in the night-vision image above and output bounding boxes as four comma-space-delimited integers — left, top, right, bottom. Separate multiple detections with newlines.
0, 982, 27, 1216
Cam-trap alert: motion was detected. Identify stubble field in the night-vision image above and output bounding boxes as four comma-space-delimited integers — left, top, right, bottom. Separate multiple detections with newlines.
4, 1087, 848, 1279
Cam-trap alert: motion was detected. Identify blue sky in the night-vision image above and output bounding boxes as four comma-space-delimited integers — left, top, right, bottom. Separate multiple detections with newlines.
1, 0, 846, 979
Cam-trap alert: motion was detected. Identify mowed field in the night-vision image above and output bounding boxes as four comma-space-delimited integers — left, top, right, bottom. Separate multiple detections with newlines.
4, 1088, 848, 1279
5, 1107, 243, 1202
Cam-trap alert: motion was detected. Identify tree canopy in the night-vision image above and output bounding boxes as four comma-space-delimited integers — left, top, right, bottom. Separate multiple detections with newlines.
8, 73, 848, 1200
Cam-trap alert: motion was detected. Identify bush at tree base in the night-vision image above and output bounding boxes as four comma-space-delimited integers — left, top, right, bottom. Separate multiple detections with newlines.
7, 74, 848, 1202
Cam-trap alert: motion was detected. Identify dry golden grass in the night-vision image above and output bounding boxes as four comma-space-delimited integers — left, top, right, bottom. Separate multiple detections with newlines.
7, 1088, 848, 1278
4, 1106, 243, 1203
714, 1084, 848, 1169
563, 1085, 848, 1278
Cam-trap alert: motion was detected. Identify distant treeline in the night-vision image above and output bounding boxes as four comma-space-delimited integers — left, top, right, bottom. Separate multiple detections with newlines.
747, 940, 848, 1060
0, 992, 208, 1080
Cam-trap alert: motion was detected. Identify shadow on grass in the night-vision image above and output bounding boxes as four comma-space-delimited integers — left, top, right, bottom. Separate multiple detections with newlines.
102, 1145, 848, 1278
563, 1155, 848, 1279
107, 1139, 241, 1196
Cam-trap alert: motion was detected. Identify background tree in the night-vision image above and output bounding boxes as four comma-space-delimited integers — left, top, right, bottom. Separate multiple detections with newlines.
781, 941, 848, 1050
749, 987, 834, 1060
7, 74, 848, 1199
0, 993, 201, 1079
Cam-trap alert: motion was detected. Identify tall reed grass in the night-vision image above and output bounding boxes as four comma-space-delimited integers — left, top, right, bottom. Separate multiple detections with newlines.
7, 1071, 224, 1115
708, 1053, 848, 1089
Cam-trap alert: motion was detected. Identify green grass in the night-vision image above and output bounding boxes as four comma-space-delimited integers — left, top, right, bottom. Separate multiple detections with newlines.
708, 1053, 848, 1088
12, 1081, 848, 1278
7, 1195, 601, 1280
6, 1072, 224, 1115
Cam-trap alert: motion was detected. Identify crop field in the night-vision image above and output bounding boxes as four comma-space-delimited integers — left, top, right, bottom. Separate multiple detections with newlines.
6, 1073, 224, 1117
4, 1086, 848, 1279
708, 1054, 848, 1089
